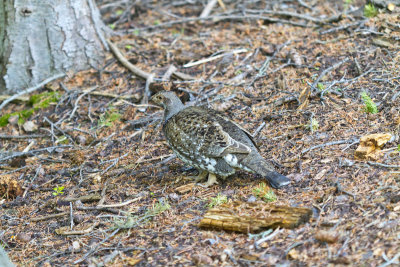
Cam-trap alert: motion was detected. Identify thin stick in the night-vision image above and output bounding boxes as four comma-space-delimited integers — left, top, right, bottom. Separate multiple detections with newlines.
184, 49, 247, 68
69, 86, 98, 120
200, 0, 218, 18
31, 212, 69, 222
70, 202, 74, 230
0, 145, 73, 162
302, 138, 359, 154
311, 58, 349, 90
57, 222, 100, 236
107, 39, 152, 80
0, 73, 65, 112
368, 162, 400, 169
135, 15, 308, 31
0, 134, 48, 139
74, 228, 120, 264
97, 197, 141, 208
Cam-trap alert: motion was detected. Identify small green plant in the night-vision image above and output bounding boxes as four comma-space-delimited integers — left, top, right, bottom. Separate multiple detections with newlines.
52, 186, 65, 196
108, 24, 116, 30
98, 108, 121, 127
317, 83, 325, 91
262, 190, 278, 202
361, 92, 378, 114
397, 144, 400, 152
154, 19, 161, 25
132, 29, 140, 36
0, 91, 61, 127
235, 70, 243, 75
208, 194, 228, 208
125, 44, 132, 50
253, 183, 277, 202
29, 91, 61, 108
116, 9, 123, 15
149, 199, 171, 216
113, 199, 170, 229
307, 118, 319, 133
364, 3, 378, 18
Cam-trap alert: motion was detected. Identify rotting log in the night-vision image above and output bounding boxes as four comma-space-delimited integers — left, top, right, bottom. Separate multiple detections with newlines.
199, 201, 312, 233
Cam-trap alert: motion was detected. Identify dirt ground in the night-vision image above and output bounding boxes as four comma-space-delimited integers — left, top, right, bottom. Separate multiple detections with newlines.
1, 1, 400, 266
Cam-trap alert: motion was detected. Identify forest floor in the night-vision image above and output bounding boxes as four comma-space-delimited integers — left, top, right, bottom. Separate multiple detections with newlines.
1, 1, 400, 266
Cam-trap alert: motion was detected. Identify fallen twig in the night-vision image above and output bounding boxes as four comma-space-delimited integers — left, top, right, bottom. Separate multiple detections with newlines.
97, 197, 141, 208
183, 49, 247, 68
74, 228, 120, 264
320, 19, 368, 35
0, 134, 49, 139
311, 58, 350, 90
200, 0, 218, 18
379, 252, 400, 267
135, 14, 308, 31
56, 222, 100, 235
107, 39, 152, 80
0, 145, 73, 162
69, 86, 98, 120
367, 161, 400, 169
302, 138, 359, 155
31, 211, 69, 222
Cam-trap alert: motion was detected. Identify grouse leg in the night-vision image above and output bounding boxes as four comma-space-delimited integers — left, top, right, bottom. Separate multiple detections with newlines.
197, 173, 218, 187
192, 170, 208, 183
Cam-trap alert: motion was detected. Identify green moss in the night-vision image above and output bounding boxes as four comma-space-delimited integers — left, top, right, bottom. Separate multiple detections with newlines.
208, 194, 228, 208
364, 3, 378, 18
361, 92, 378, 114
29, 91, 61, 108
0, 114, 11, 127
1, 91, 61, 127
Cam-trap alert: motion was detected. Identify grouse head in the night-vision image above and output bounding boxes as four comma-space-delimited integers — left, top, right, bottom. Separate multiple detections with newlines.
151, 91, 185, 121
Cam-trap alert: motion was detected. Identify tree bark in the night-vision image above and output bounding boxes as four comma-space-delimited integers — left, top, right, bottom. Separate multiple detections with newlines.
0, 247, 14, 267
0, 0, 108, 93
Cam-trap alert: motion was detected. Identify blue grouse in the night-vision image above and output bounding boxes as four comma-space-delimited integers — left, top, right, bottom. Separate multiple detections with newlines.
151, 91, 291, 188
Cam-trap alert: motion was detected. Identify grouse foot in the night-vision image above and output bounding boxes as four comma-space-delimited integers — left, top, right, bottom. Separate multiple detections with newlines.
197, 172, 218, 187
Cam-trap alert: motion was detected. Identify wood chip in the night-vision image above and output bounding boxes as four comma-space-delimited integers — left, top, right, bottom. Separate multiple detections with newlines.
355, 133, 392, 160
175, 183, 196, 194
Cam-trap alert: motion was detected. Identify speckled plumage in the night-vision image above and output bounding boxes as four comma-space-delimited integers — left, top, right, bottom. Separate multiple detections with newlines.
151, 91, 291, 188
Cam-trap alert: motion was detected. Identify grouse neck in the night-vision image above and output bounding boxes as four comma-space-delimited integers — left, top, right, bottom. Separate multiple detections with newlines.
164, 102, 185, 122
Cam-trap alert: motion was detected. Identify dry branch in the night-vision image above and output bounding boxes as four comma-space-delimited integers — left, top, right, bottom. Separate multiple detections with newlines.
55, 222, 100, 235
107, 39, 152, 80
199, 0, 218, 18
199, 201, 312, 233
136, 14, 308, 31
31, 212, 69, 222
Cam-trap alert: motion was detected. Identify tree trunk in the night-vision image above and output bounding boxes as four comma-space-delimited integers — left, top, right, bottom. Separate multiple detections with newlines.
0, 247, 14, 267
0, 0, 108, 94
